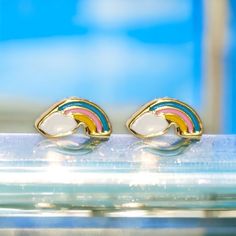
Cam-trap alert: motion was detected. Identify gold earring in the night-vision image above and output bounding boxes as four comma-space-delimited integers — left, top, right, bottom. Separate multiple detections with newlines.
126, 97, 203, 140
35, 97, 112, 139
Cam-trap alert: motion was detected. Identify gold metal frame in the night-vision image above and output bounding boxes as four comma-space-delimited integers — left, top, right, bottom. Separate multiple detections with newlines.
35, 97, 112, 139
126, 97, 203, 140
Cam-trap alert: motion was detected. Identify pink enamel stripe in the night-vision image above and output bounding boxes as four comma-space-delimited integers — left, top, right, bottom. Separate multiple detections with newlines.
156, 108, 194, 133
64, 108, 103, 132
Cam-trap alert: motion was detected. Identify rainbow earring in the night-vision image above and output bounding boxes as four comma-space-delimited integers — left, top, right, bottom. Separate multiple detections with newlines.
35, 97, 112, 139
126, 98, 203, 140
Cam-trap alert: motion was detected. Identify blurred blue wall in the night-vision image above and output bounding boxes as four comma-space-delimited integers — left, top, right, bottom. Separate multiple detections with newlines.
0, 0, 206, 133
224, 0, 236, 133
0, 0, 203, 105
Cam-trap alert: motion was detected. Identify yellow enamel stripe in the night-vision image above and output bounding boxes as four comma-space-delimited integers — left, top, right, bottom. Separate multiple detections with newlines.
73, 114, 97, 134
164, 114, 188, 133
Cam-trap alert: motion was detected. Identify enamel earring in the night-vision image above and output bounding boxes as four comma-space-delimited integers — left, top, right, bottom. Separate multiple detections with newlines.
126, 98, 203, 140
35, 97, 112, 139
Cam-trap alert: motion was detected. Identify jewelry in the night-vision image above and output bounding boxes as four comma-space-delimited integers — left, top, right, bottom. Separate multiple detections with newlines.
126, 97, 203, 140
35, 97, 112, 139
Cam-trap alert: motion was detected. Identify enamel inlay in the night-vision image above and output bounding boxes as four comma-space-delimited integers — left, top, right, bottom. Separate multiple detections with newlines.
58, 101, 109, 131
39, 112, 77, 136
131, 112, 169, 136
150, 101, 200, 132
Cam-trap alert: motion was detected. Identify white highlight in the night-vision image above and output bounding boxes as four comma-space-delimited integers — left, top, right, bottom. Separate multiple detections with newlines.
131, 112, 169, 136
39, 112, 77, 136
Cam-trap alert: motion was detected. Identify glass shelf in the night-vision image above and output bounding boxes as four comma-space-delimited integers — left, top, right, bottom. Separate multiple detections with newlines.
0, 134, 236, 234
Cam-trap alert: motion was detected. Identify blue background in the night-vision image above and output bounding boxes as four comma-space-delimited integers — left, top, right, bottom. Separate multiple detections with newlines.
0, 0, 233, 133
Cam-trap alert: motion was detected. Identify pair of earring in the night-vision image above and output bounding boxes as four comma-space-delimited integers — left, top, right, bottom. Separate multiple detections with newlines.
35, 97, 203, 141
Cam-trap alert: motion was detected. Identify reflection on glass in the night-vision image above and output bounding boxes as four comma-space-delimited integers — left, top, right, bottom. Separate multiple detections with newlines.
130, 137, 193, 158
35, 136, 105, 156
0, 134, 236, 220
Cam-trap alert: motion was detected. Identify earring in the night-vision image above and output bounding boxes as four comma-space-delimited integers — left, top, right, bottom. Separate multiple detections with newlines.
35, 97, 112, 139
126, 97, 203, 140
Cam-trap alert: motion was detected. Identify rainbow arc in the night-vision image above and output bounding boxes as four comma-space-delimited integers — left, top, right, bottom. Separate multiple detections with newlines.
127, 98, 203, 139
35, 98, 112, 138
58, 99, 111, 137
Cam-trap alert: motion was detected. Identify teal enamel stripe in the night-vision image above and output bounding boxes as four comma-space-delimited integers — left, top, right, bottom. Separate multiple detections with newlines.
150, 102, 200, 132
58, 102, 109, 131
